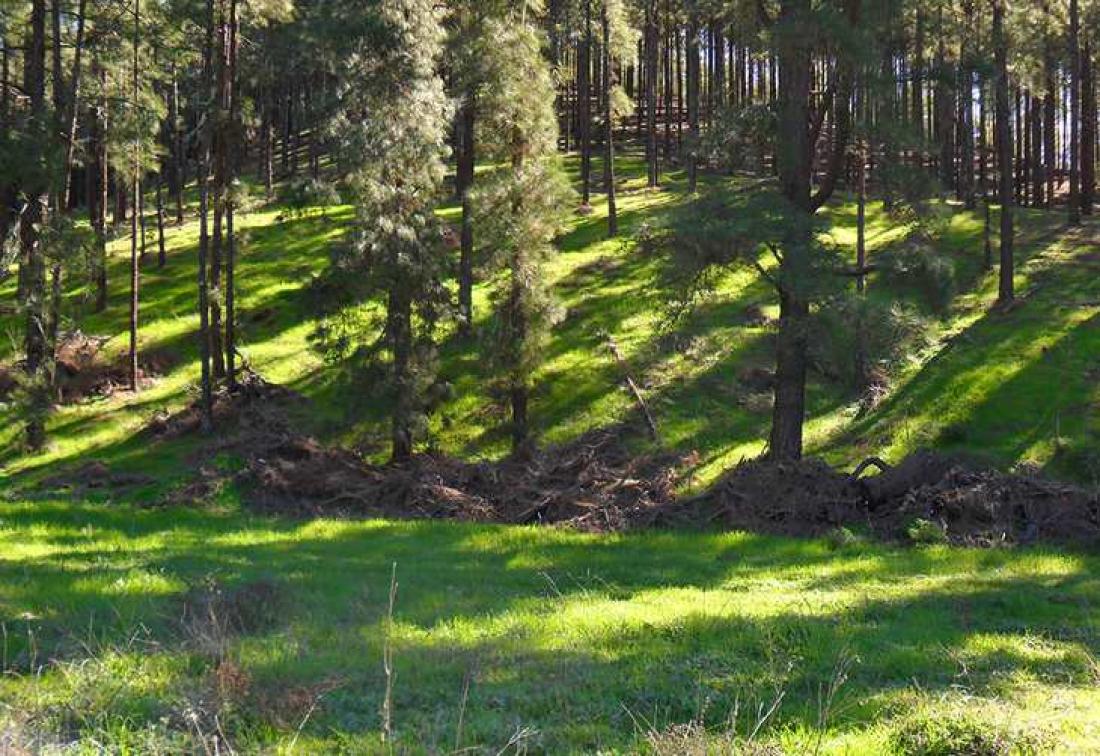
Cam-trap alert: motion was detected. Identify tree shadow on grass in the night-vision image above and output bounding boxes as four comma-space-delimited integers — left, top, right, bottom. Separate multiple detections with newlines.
818, 224, 1100, 476
2, 504, 1098, 748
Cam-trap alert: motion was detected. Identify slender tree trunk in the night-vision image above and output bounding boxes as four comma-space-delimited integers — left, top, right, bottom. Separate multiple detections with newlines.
994, 0, 1014, 305
580, 0, 593, 205
960, 0, 976, 209
854, 142, 869, 390
225, 0, 239, 388
645, 0, 658, 187
156, 177, 167, 267
1083, 40, 1095, 215
603, 4, 617, 237
92, 58, 108, 311
129, 0, 142, 392
1069, 0, 1081, 224
171, 64, 185, 224
456, 97, 475, 335
196, 0, 215, 430
686, 14, 700, 192
1044, 48, 1056, 207
61, 0, 87, 210
390, 286, 414, 462
21, 0, 49, 449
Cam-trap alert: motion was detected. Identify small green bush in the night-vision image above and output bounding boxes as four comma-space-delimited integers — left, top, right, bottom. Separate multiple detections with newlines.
906, 518, 948, 545
893, 710, 1049, 755
824, 526, 864, 550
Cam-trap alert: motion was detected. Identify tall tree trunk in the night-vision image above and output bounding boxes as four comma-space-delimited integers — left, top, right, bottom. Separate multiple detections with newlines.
92, 58, 108, 311
129, 0, 142, 392
769, 0, 813, 461
61, 0, 87, 210
224, 0, 239, 388
579, 0, 592, 205
1044, 43, 1056, 208
994, 0, 1014, 305
1069, 0, 1081, 224
935, 28, 954, 192
645, 0, 658, 187
854, 142, 869, 390
686, 14, 700, 192
196, 0, 216, 430
960, 0, 976, 209
1083, 40, 1095, 215
171, 64, 185, 224
456, 97, 476, 335
602, 4, 617, 237
21, 0, 49, 449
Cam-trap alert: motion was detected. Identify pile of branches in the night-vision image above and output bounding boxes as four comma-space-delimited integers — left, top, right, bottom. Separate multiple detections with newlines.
680, 451, 1100, 545
149, 373, 684, 531
142, 375, 1100, 546
242, 427, 684, 532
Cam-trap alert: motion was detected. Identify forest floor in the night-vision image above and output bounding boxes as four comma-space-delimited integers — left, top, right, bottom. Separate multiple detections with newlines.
0, 152, 1099, 751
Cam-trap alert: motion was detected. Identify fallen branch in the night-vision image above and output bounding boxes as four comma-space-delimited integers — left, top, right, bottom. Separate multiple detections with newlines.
605, 336, 659, 441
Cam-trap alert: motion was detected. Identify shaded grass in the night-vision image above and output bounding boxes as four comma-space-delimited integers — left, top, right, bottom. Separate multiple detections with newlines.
2, 501, 1099, 751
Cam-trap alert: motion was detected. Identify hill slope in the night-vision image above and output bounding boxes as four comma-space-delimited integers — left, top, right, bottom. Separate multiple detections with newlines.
0, 153, 1096, 495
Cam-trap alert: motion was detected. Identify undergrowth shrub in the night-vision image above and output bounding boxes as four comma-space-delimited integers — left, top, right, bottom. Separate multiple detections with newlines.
906, 518, 948, 545
893, 710, 1050, 755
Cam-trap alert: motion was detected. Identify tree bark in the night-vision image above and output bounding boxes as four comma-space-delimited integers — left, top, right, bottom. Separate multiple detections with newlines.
129, 0, 142, 392
579, 0, 592, 206
1083, 40, 1095, 215
196, 0, 216, 430
21, 0, 49, 449
390, 286, 414, 462
645, 0, 658, 187
686, 14, 700, 192
769, 0, 813, 461
456, 96, 476, 335
61, 0, 87, 210
993, 0, 1014, 305
91, 56, 109, 311
602, 4, 617, 237
1069, 0, 1081, 224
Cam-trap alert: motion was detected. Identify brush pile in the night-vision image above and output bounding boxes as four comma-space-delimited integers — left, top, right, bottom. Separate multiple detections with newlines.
137, 374, 1100, 546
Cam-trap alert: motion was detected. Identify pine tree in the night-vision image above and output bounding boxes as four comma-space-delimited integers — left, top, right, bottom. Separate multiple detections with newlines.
332, 0, 452, 462
471, 14, 571, 453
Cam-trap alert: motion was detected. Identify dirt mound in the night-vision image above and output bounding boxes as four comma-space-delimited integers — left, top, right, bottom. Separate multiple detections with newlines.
149, 372, 682, 530
38, 459, 155, 495
879, 464, 1100, 546
674, 451, 1100, 545
668, 457, 866, 536
243, 427, 683, 531
0, 331, 179, 404
146, 374, 1100, 546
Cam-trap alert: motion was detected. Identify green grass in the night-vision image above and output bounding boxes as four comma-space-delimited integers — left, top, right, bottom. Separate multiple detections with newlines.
0, 152, 1098, 749
2, 501, 1100, 752
2, 151, 1097, 494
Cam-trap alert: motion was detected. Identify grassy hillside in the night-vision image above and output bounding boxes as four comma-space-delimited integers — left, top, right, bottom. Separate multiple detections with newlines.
0, 155, 1099, 752
0, 151, 1095, 495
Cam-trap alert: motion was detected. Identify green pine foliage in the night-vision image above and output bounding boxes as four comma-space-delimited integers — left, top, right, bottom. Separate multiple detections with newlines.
470, 16, 573, 448
327, 0, 453, 459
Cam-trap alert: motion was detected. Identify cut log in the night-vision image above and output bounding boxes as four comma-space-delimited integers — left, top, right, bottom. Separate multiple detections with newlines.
858, 450, 956, 507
